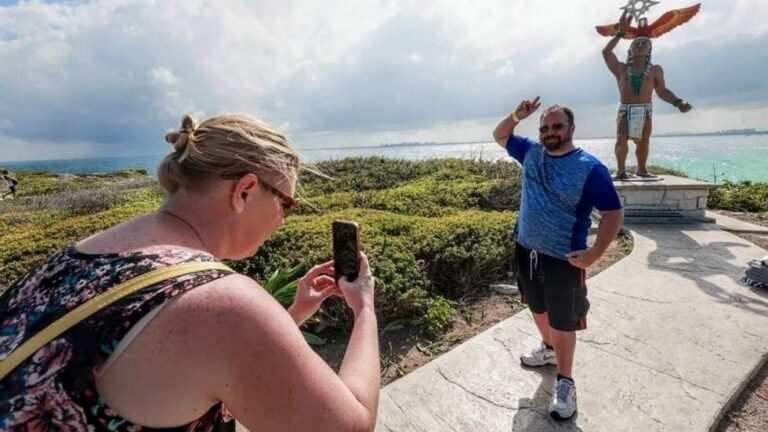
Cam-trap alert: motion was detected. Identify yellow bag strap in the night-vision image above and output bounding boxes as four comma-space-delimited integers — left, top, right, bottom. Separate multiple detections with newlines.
0, 261, 233, 381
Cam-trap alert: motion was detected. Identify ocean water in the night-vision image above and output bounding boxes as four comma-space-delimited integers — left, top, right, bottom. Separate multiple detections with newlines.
2, 135, 766, 182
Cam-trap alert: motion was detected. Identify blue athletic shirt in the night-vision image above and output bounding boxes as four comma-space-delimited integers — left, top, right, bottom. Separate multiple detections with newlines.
507, 135, 622, 260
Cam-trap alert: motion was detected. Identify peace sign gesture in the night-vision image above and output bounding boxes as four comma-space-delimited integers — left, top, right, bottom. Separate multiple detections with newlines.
513, 96, 541, 122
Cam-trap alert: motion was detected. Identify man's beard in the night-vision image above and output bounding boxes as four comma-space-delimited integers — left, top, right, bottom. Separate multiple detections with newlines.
542, 135, 570, 151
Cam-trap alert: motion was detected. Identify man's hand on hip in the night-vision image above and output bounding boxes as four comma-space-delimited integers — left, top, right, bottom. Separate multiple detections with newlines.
566, 248, 600, 269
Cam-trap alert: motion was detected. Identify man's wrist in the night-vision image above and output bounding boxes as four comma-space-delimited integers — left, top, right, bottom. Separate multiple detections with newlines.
614, 30, 625, 39
672, 98, 684, 107
510, 111, 521, 123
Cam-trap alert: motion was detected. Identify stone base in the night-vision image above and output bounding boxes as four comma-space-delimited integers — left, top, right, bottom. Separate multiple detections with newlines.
613, 175, 717, 223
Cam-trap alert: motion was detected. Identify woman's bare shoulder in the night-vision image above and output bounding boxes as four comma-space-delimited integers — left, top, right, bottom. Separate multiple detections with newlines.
167, 273, 283, 320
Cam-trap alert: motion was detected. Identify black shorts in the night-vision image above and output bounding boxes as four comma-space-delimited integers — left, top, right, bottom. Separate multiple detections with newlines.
515, 242, 589, 331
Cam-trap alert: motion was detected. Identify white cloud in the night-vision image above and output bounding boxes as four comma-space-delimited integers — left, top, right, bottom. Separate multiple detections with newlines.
148, 67, 177, 85
0, 0, 766, 161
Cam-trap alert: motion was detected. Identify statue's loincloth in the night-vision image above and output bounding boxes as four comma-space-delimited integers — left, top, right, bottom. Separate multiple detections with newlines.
617, 103, 652, 140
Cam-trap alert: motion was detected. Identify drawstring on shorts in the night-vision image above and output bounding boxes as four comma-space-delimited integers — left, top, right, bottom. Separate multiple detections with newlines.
529, 249, 539, 280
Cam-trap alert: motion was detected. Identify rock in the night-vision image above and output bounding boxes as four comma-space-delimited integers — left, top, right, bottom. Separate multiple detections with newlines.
489, 284, 519, 295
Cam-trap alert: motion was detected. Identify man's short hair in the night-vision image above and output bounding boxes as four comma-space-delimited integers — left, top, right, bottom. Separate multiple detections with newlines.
540, 105, 574, 125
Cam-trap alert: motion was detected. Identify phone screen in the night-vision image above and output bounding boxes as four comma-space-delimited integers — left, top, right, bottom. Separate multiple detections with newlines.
332, 220, 360, 282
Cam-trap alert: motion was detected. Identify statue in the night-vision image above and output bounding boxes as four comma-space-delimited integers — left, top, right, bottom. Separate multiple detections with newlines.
598, 2, 699, 179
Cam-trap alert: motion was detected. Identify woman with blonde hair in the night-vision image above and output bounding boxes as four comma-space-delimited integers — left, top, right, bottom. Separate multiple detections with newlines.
0, 114, 379, 431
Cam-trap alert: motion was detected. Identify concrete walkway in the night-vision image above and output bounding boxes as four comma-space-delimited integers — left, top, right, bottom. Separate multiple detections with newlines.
376, 224, 768, 431
706, 210, 768, 234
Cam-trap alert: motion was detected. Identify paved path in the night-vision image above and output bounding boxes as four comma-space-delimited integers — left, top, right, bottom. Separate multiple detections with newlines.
376, 224, 768, 431
706, 210, 768, 234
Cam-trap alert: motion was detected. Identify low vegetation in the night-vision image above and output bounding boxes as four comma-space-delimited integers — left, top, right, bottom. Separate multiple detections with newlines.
2, 159, 763, 338
708, 180, 768, 212
0, 158, 520, 337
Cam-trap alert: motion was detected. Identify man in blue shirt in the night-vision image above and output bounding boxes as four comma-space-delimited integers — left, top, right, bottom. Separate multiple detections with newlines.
493, 97, 624, 421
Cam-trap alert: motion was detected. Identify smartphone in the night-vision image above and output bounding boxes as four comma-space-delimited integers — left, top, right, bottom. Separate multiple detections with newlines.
332, 220, 360, 282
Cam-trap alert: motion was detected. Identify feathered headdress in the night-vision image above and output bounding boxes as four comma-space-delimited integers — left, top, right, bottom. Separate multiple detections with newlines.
596, 3, 700, 39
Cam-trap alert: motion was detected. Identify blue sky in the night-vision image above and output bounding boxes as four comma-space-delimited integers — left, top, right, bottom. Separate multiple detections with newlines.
1, 0, 767, 162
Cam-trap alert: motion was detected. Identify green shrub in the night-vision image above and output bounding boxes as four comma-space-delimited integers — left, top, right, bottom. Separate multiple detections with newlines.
5, 170, 150, 198
645, 165, 689, 178
421, 297, 456, 338
708, 180, 768, 212
1, 157, 522, 337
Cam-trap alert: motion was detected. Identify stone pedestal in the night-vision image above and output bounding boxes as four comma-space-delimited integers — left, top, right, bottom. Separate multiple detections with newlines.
613, 175, 717, 223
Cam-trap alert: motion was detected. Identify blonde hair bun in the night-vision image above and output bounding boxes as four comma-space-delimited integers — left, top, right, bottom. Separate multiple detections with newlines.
164, 114, 198, 152
157, 113, 302, 194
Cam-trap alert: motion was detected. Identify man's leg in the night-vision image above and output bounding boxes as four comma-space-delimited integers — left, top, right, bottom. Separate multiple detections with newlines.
520, 310, 557, 367
615, 137, 629, 176
549, 329, 578, 421
635, 114, 654, 176
517, 243, 557, 367
532, 311, 552, 346
614, 113, 629, 177
544, 260, 586, 421
550, 328, 576, 378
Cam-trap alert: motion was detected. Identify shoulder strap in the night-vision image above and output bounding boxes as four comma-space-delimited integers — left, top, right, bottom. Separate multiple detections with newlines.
0, 261, 233, 381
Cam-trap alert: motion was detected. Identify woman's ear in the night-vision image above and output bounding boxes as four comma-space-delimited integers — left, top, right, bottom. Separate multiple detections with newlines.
230, 174, 259, 213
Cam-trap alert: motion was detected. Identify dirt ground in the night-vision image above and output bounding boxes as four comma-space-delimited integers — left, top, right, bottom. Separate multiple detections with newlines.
712, 211, 768, 432
313, 233, 630, 386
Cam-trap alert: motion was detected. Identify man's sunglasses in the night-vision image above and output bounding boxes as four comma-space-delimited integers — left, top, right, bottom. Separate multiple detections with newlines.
220, 174, 300, 217
538, 123, 569, 133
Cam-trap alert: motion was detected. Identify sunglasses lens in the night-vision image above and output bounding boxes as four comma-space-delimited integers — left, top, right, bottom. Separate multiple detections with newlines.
283, 200, 299, 217
540, 123, 567, 133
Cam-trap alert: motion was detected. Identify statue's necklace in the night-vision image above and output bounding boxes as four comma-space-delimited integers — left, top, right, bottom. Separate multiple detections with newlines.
626, 60, 652, 95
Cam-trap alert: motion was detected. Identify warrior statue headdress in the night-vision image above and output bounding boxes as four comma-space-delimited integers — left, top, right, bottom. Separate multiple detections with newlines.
596, 1, 700, 95
596, 2, 701, 39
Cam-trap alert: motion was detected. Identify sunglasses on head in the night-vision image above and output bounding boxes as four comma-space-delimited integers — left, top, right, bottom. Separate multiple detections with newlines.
538, 123, 569, 133
220, 173, 300, 217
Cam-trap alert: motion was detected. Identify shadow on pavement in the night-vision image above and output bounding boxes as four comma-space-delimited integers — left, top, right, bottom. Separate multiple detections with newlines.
512, 366, 584, 432
644, 225, 768, 316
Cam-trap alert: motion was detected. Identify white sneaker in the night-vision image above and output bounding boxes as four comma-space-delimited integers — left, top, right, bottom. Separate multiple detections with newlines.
520, 342, 557, 367
549, 378, 577, 421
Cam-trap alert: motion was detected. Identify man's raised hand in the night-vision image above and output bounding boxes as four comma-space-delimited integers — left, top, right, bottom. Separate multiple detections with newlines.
514, 96, 541, 122
618, 10, 632, 33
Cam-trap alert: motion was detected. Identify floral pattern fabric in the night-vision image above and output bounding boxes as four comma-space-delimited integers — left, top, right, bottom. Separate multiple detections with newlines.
0, 245, 234, 432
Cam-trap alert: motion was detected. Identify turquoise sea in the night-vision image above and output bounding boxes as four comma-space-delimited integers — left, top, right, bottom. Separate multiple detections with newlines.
2, 135, 766, 182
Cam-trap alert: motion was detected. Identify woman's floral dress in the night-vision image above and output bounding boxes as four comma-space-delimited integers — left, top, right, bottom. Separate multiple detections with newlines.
0, 245, 235, 432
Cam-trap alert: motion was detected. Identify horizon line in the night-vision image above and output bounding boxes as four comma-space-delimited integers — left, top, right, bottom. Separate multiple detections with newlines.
2, 130, 766, 165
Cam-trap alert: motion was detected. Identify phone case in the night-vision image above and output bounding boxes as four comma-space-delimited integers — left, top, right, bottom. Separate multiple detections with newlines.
332, 220, 360, 282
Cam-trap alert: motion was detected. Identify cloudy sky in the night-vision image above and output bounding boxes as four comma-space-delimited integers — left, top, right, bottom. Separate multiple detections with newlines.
1, 0, 767, 162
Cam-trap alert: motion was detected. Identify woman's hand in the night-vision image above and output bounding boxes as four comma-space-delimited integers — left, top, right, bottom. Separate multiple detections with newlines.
288, 261, 340, 326
338, 253, 375, 316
